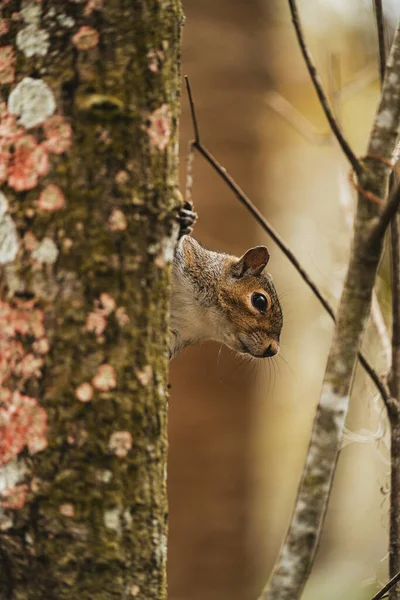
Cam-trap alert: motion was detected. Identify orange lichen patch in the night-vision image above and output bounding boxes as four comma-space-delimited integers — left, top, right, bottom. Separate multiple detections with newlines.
115, 306, 130, 327
32, 337, 49, 355
136, 365, 152, 386
85, 311, 107, 336
99, 293, 116, 315
92, 364, 116, 391
0, 392, 47, 466
0, 300, 45, 340
0, 113, 23, 140
8, 135, 48, 191
0, 110, 23, 184
147, 49, 164, 73
147, 104, 171, 151
75, 382, 93, 403
23, 231, 38, 251
0, 20, 9, 36
0, 387, 11, 404
14, 353, 44, 380
0, 300, 46, 388
84, 0, 103, 14
59, 503, 74, 517
0, 340, 23, 385
130, 585, 140, 597
72, 26, 99, 50
0, 46, 14, 84
38, 184, 65, 212
43, 116, 72, 154
109, 431, 132, 458
1, 483, 29, 509
115, 170, 129, 185
108, 208, 127, 231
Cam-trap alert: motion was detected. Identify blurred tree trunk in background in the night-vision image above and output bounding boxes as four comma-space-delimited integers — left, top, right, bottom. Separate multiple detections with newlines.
169, 1, 275, 599
0, 1, 181, 598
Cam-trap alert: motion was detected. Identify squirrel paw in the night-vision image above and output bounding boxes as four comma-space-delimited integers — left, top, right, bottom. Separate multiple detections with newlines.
178, 201, 197, 238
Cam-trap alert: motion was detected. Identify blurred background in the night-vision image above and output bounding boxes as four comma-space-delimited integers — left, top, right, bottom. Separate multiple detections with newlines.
168, 1, 400, 599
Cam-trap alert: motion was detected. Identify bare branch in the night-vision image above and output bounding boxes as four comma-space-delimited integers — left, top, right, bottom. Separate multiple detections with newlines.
260, 18, 400, 600
184, 76, 391, 410
265, 90, 332, 145
185, 76, 199, 144
370, 570, 400, 600
389, 206, 400, 600
371, 291, 392, 368
369, 177, 400, 249
372, 8, 400, 596
373, 0, 387, 85
287, 0, 361, 174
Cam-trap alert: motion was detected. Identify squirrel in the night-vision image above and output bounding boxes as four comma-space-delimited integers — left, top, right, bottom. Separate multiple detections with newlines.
169, 203, 283, 359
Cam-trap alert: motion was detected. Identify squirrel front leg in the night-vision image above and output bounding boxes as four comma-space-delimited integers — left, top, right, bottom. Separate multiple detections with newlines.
178, 201, 197, 238
168, 202, 198, 359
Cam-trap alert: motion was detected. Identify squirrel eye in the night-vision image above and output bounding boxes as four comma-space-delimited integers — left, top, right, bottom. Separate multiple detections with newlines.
251, 292, 268, 313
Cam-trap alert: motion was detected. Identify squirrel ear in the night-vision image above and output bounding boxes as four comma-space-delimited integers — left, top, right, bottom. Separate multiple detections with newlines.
231, 246, 270, 278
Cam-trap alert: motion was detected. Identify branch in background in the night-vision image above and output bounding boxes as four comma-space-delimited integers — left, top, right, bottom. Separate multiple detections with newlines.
374, 7, 400, 597
287, 0, 361, 174
371, 570, 400, 600
184, 75, 391, 409
329, 53, 392, 372
371, 292, 392, 368
389, 205, 400, 600
373, 0, 387, 85
265, 90, 332, 145
260, 10, 400, 600
266, 62, 378, 146
369, 179, 400, 250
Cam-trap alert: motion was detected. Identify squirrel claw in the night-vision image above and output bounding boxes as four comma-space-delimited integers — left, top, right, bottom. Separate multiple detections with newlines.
178, 201, 197, 238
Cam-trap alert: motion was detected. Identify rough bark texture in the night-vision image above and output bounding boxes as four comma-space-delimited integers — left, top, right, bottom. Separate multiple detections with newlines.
0, 1, 182, 599
389, 209, 400, 600
261, 21, 400, 600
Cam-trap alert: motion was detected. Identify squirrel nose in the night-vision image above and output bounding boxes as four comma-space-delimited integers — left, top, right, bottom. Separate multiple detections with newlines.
263, 341, 279, 357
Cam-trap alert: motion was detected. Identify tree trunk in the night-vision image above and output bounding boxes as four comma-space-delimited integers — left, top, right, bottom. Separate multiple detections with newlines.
0, 1, 182, 598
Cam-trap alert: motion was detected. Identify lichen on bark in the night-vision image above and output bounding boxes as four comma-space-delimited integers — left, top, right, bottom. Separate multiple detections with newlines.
0, 1, 183, 598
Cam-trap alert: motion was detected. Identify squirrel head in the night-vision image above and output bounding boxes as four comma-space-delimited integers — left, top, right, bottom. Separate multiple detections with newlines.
218, 246, 283, 358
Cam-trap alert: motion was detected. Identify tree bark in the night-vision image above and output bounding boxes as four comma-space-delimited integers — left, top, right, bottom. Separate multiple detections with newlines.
0, 1, 182, 599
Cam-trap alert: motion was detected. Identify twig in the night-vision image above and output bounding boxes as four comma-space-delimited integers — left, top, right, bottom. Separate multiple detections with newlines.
372, 9, 400, 599
338, 163, 392, 369
185, 140, 195, 205
371, 291, 392, 368
373, 0, 387, 85
184, 75, 391, 409
389, 206, 400, 600
287, 0, 361, 174
369, 178, 400, 250
265, 90, 332, 145
260, 16, 400, 600
370, 571, 400, 600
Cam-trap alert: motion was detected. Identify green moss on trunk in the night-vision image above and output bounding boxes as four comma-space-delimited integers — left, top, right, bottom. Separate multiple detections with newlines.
0, 1, 182, 598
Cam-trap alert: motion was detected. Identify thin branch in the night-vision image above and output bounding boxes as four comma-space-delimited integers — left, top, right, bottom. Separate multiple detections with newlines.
371, 291, 392, 368
261, 18, 400, 600
287, 0, 361, 174
264, 90, 332, 145
369, 178, 400, 250
371, 571, 400, 600
389, 207, 400, 600
185, 76, 199, 145
372, 8, 400, 599
184, 75, 391, 409
390, 203, 400, 381
373, 0, 387, 85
